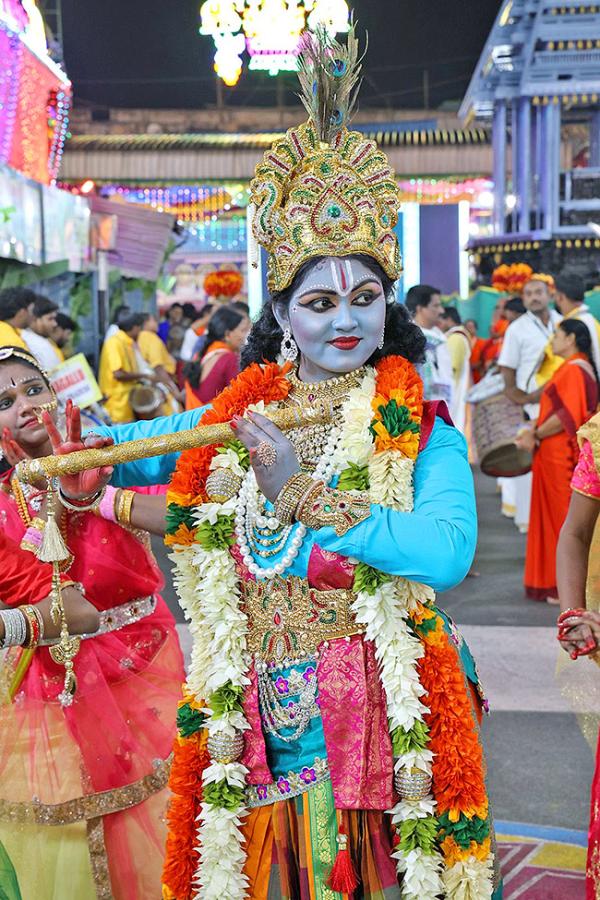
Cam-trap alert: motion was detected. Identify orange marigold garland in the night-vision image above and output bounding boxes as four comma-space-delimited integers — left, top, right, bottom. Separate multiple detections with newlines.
162, 700, 210, 900
167, 361, 291, 514
414, 606, 492, 872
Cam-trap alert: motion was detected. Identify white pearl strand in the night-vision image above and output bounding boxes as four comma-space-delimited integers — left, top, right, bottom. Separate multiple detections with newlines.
234, 423, 343, 579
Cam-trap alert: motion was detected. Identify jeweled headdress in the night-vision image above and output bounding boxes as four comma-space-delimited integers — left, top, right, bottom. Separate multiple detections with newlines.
249, 25, 402, 293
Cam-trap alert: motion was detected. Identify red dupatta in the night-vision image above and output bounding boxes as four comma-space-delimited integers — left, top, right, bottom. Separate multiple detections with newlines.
540, 353, 598, 443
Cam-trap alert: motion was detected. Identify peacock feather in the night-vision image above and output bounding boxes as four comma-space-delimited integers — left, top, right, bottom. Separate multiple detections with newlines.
296, 20, 363, 145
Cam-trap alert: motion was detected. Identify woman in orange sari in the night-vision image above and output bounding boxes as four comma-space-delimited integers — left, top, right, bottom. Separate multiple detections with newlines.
517, 318, 599, 601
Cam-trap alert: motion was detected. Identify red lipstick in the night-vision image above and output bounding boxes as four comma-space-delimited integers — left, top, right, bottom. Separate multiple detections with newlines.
328, 337, 361, 350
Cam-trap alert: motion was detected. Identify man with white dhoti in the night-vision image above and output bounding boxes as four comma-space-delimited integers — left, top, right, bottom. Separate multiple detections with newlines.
498, 276, 561, 533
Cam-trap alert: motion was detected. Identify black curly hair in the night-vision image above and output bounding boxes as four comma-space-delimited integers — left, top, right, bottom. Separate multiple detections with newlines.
240, 255, 425, 369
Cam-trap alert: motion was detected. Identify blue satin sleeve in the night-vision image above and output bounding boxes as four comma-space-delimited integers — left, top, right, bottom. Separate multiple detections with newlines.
91, 408, 208, 487
312, 419, 477, 592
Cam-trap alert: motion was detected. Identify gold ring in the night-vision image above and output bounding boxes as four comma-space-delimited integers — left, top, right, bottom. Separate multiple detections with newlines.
256, 441, 278, 467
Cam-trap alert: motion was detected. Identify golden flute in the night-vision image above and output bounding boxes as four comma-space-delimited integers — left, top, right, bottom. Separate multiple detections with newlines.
16, 402, 334, 485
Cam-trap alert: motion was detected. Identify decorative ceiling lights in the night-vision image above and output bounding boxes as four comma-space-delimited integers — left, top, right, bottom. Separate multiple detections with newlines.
200, 0, 350, 86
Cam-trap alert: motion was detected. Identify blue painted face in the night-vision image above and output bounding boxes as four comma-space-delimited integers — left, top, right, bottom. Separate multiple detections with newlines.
273, 257, 386, 382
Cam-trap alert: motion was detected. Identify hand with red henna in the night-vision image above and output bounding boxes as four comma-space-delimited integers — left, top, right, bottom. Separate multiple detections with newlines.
557, 608, 600, 659
1, 426, 29, 469
43, 400, 115, 500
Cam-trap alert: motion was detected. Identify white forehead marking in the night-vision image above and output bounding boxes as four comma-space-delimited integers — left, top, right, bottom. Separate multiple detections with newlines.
297, 259, 376, 299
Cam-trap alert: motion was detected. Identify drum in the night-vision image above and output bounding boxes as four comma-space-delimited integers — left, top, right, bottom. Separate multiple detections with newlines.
130, 383, 163, 421
472, 392, 532, 477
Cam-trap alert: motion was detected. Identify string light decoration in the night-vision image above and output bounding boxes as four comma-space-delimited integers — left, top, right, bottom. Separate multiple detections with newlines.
199, 0, 350, 85
47, 88, 71, 181
0, 2, 71, 184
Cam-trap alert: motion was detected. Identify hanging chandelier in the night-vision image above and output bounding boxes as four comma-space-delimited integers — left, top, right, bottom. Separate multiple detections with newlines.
200, 0, 350, 86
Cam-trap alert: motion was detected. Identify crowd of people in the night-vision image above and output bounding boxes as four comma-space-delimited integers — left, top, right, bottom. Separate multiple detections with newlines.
402, 273, 600, 609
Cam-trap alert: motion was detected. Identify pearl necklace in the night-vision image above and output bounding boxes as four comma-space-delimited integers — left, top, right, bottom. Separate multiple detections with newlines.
234, 422, 343, 579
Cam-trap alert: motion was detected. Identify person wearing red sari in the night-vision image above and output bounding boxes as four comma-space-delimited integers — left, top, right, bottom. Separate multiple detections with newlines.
183, 306, 250, 408
517, 319, 599, 601
0, 346, 185, 900
556, 410, 600, 898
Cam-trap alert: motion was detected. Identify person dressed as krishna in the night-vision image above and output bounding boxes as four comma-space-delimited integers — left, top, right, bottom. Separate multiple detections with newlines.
44, 25, 501, 900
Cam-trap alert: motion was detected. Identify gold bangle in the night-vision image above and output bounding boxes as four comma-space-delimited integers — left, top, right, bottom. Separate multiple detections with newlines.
274, 473, 317, 525
20, 605, 44, 650
116, 490, 135, 527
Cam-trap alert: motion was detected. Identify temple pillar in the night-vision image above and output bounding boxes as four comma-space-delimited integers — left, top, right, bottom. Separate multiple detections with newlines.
542, 101, 561, 233
492, 100, 507, 235
516, 97, 531, 233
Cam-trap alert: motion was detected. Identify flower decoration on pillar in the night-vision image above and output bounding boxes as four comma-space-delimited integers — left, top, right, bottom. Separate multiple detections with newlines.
203, 268, 244, 302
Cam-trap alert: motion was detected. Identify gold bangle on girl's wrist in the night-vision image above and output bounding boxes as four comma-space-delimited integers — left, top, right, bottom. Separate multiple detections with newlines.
116, 490, 135, 527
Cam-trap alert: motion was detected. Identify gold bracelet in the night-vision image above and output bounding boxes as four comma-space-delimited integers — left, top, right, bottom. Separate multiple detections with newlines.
20, 605, 44, 650
116, 489, 135, 527
296, 485, 371, 536
274, 473, 318, 525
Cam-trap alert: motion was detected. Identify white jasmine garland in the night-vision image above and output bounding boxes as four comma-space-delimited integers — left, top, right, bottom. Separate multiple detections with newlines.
195, 804, 249, 900
330, 368, 377, 469
169, 524, 249, 899
210, 449, 246, 479
393, 847, 444, 899
442, 856, 495, 900
169, 364, 494, 900
203, 762, 248, 789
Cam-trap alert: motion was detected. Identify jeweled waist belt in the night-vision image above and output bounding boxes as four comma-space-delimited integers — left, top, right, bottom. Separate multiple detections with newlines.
241, 576, 363, 666
40, 595, 157, 646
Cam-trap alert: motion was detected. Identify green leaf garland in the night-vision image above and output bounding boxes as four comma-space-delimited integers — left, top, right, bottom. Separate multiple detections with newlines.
177, 702, 205, 737
337, 462, 370, 491
370, 399, 420, 440
398, 816, 439, 855
203, 782, 246, 811
437, 811, 490, 849
196, 514, 236, 550
166, 502, 197, 535
391, 720, 430, 756
210, 683, 245, 718
353, 561, 392, 595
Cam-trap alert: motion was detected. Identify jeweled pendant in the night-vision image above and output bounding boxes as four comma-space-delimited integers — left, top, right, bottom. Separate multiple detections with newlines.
394, 766, 432, 801
207, 730, 245, 764
206, 469, 243, 503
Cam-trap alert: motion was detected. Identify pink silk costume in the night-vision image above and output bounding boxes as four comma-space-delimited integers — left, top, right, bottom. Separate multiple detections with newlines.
571, 439, 600, 898
0, 487, 185, 900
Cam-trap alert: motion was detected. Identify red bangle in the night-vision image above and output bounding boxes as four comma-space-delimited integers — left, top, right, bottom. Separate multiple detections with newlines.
557, 607, 586, 624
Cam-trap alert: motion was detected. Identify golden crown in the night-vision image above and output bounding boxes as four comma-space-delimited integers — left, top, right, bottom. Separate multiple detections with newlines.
249, 26, 402, 294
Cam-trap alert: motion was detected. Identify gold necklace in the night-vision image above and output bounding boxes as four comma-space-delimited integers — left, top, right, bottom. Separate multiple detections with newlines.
10, 477, 34, 527
286, 366, 366, 408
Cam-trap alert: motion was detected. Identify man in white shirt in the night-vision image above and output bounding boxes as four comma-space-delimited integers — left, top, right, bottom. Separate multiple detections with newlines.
22, 296, 63, 372
498, 276, 562, 533
405, 284, 454, 406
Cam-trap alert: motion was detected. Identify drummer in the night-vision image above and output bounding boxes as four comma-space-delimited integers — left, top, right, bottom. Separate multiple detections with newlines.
98, 311, 163, 423
498, 274, 561, 532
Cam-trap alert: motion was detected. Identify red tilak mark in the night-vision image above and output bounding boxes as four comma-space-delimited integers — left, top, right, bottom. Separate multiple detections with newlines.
338, 262, 347, 292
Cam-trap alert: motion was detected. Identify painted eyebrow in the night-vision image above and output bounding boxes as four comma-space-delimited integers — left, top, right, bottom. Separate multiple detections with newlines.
298, 277, 381, 299
0, 377, 43, 396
